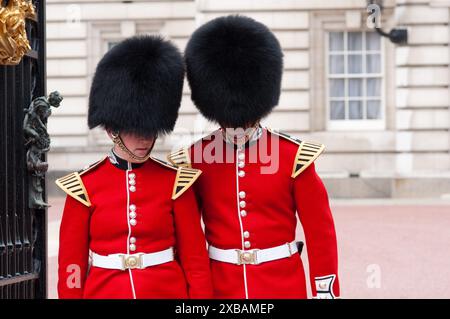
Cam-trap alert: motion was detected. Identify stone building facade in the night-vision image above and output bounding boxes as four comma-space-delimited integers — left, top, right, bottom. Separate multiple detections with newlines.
46, 0, 450, 198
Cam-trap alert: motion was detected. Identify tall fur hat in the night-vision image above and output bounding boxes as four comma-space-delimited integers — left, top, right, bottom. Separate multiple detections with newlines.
185, 15, 283, 127
88, 35, 184, 137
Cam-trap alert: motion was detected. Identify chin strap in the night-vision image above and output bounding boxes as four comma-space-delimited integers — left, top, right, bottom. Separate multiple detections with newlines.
110, 131, 155, 163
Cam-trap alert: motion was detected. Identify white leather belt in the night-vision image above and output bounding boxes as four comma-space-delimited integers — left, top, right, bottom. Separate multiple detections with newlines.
209, 241, 298, 265
92, 247, 175, 270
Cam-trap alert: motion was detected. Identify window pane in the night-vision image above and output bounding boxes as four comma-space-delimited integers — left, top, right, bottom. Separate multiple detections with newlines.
366, 32, 380, 51
330, 101, 345, 120
348, 54, 362, 73
348, 32, 362, 51
366, 54, 381, 73
330, 55, 344, 74
329, 32, 344, 51
348, 79, 363, 97
329, 79, 345, 97
367, 78, 381, 97
367, 100, 381, 119
327, 32, 384, 124
349, 101, 363, 119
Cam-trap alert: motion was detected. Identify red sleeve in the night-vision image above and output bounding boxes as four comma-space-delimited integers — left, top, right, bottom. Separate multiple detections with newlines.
173, 187, 213, 299
294, 162, 340, 298
57, 195, 91, 299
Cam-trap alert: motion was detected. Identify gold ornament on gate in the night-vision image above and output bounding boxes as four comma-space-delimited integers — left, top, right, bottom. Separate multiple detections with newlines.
0, 0, 36, 65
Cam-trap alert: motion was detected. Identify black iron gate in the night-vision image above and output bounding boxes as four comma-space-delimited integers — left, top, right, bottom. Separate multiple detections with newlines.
0, 0, 47, 298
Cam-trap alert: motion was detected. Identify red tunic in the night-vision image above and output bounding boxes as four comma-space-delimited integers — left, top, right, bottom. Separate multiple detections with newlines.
168, 127, 340, 299
56, 156, 213, 299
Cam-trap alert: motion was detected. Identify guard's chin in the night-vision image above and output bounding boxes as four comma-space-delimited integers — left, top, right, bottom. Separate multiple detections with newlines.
134, 149, 150, 157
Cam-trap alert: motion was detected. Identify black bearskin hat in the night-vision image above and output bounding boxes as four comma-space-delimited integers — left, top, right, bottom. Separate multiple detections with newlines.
88, 35, 184, 137
184, 15, 283, 127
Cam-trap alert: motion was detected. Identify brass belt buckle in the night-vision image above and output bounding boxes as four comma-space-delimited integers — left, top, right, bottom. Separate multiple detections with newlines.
236, 249, 259, 265
120, 253, 144, 270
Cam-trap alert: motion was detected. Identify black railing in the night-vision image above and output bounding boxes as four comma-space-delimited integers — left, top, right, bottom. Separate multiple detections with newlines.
0, 0, 47, 298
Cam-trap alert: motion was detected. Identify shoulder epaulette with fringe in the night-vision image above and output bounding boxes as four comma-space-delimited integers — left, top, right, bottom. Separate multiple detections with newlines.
55, 158, 105, 207
291, 141, 325, 178
266, 127, 325, 178
150, 157, 201, 200
167, 148, 191, 168
171, 167, 202, 200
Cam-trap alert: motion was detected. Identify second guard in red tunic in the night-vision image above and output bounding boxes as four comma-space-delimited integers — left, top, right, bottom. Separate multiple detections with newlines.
169, 16, 340, 299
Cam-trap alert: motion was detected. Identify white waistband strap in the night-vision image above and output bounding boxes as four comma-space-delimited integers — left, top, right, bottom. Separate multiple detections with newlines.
209, 241, 298, 265
92, 247, 175, 270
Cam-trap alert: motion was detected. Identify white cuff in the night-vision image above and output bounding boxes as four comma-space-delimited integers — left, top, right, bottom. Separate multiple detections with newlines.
313, 274, 337, 299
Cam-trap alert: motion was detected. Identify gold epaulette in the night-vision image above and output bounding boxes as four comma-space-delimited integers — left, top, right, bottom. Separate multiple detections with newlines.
292, 141, 325, 178
150, 157, 201, 200
55, 172, 91, 207
266, 128, 325, 178
54, 158, 105, 207
172, 167, 202, 200
167, 148, 191, 168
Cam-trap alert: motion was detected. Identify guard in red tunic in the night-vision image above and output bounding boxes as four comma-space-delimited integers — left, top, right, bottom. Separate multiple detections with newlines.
168, 16, 340, 299
56, 36, 213, 299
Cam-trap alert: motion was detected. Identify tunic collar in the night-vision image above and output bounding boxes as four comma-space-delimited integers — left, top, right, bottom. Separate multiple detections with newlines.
222, 125, 263, 150
108, 149, 145, 170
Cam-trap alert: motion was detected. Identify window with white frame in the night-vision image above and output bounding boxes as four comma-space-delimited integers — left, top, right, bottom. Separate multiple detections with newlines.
326, 31, 384, 130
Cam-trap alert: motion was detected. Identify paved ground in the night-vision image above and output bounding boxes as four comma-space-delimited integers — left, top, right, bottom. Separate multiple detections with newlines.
47, 197, 450, 299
